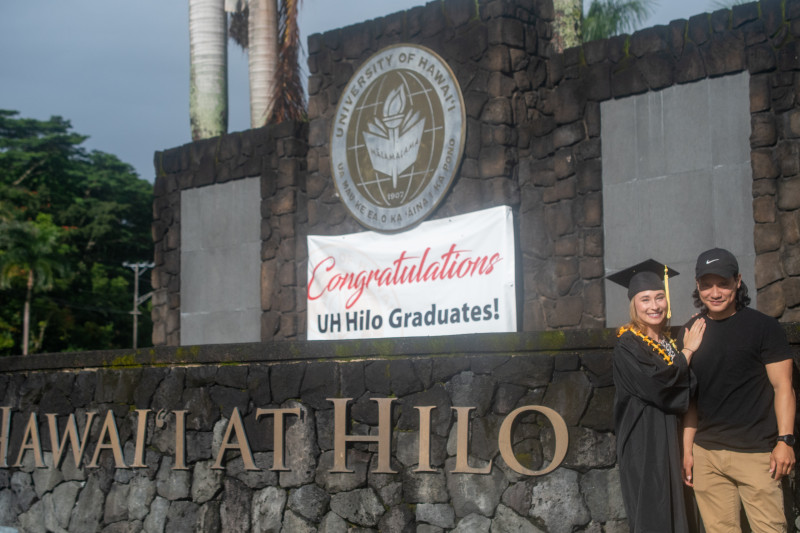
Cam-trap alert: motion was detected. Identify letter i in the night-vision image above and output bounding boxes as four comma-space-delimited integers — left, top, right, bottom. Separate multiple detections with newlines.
173, 410, 188, 470
131, 409, 150, 468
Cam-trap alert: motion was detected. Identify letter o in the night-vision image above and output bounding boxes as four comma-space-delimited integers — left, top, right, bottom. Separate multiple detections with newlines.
498, 405, 568, 476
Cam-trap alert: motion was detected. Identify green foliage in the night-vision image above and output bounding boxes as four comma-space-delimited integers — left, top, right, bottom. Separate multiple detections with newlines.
0, 213, 68, 291
582, 0, 657, 42
0, 316, 15, 351
0, 110, 153, 355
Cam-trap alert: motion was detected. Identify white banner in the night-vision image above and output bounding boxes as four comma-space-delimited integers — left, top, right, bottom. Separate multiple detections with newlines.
307, 206, 517, 340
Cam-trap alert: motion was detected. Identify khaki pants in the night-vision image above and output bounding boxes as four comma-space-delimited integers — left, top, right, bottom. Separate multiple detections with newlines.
692, 444, 786, 533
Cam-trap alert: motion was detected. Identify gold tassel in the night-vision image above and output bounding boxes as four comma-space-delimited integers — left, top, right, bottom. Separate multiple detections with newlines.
664, 264, 672, 319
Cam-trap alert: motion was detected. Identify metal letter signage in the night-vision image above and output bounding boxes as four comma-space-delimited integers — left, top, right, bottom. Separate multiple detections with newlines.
330, 44, 466, 232
0, 402, 570, 476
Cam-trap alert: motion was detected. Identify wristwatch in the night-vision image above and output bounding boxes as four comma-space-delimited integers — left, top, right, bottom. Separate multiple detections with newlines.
777, 434, 796, 446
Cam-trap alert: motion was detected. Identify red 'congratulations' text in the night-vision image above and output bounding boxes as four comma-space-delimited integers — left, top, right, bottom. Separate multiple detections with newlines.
307, 244, 503, 308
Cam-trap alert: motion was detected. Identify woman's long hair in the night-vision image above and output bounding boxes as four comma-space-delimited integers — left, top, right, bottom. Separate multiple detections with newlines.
692, 277, 751, 314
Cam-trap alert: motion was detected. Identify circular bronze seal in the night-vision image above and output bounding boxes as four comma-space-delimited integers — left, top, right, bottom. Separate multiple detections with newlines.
330, 44, 466, 232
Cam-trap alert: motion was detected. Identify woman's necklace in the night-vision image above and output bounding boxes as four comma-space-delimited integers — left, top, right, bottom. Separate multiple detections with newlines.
617, 326, 677, 365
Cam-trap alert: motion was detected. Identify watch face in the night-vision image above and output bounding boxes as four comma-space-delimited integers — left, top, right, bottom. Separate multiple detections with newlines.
779, 435, 796, 446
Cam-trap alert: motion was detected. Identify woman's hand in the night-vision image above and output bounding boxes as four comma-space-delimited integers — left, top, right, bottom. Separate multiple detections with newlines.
682, 318, 706, 363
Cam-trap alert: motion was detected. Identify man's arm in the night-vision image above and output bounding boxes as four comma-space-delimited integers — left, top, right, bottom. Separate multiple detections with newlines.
682, 402, 697, 487
766, 358, 796, 480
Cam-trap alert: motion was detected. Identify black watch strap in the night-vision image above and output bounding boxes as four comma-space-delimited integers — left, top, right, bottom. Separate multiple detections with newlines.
777, 434, 796, 446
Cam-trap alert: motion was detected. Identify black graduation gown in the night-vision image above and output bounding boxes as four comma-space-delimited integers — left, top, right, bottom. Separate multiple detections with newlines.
613, 331, 696, 533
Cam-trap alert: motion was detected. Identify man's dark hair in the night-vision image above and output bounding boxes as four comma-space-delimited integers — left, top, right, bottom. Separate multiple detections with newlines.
692, 277, 751, 313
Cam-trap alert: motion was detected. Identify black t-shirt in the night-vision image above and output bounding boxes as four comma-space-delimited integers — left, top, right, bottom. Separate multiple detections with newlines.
686, 307, 791, 452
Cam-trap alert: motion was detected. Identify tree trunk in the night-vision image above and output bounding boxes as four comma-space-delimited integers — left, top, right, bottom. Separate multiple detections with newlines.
248, 0, 279, 128
189, 0, 228, 140
22, 269, 33, 356
553, 0, 582, 52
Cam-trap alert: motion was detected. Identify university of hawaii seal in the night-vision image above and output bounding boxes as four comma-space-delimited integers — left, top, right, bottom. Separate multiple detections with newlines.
330, 44, 466, 232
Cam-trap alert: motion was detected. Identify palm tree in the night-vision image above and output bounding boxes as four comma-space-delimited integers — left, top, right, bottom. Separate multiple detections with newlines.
229, 0, 306, 126
247, 0, 280, 127
552, 0, 657, 51
189, 0, 229, 140
0, 214, 66, 355
269, 0, 305, 123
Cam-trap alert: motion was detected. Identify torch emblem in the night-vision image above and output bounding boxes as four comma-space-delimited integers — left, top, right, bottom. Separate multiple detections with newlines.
362, 85, 426, 189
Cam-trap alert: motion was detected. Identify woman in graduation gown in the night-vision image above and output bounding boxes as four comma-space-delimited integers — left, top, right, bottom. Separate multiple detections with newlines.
609, 260, 706, 533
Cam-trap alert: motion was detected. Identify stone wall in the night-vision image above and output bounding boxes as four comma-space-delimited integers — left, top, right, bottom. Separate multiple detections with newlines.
0, 332, 618, 532
152, 122, 308, 346
523, 0, 800, 327
599, 73, 757, 328
1, 328, 799, 531
302, 0, 554, 336
151, 0, 800, 345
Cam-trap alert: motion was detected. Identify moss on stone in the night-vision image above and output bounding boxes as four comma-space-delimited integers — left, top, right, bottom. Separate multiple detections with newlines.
424, 337, 450, 355
514, 452, 535, 468
535, 330, 567, 351
375, 340, 401, 357
469, 0, 481, 23
174, 345, 201, 361
109, 353, 138, 369
333, 343, 360, 358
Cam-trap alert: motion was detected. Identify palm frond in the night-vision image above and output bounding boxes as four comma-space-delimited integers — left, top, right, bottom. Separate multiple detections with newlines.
0, 214, 66, 291
269, 0, 306, 123
229, 6, 249, 49
582, 0, 658, 42
227, 0, 306, 123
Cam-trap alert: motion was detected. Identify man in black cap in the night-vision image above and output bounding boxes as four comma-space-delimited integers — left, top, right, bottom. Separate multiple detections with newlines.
682, 248, 795, 532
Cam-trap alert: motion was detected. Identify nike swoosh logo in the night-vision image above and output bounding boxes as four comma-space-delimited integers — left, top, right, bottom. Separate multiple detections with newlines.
706, 259, 719, 264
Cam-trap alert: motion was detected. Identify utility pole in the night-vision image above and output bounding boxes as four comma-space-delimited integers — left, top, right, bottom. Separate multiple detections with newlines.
124, 261, 154, 349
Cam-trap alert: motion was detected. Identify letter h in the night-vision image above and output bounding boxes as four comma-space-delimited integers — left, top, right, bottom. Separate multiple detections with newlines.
327, 398, 397, 474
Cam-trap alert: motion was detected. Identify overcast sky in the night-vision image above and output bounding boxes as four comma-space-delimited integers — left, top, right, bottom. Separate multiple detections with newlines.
0, 0, 724, 182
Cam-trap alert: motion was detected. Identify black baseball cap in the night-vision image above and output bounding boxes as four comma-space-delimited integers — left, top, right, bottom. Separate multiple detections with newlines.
695, 248, 739, 279
607, 259, 679, 300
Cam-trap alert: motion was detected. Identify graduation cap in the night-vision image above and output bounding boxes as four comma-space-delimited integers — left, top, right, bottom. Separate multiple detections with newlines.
607, 259, 679, 318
